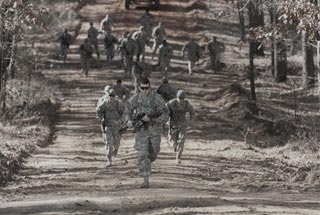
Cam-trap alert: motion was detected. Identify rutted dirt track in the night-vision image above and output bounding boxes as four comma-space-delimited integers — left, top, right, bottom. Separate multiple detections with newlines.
1, 0, 320, 214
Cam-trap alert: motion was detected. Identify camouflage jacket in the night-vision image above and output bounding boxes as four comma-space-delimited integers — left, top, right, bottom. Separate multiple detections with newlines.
167, 98, 195, 126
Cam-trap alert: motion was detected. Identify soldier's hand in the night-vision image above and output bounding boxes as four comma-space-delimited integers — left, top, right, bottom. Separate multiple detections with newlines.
126, 120, 133, 127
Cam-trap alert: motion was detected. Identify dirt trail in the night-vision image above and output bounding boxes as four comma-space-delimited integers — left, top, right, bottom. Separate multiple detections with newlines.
1, 0, 320, 214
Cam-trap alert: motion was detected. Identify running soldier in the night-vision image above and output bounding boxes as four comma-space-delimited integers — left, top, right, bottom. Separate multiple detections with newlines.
156, 78, 176, 102
132, 61, 151, 93
132, 26, 148, 62
158, 40, 173, 79
104, 32, 118, 64
167, 90, 195, 164
181, 37, 201, 75
113, 79, 130, 101
100, 14, 115, 34
88, 22, 100, 59
96, 87, 125, 167
140, 9, 155, 42
152, 22, 166, 60
120, 32, 137, 76
80, 38, 94, 77
124, 78, 169, 188
59, 29, 72, 63
206, 36, 225, 72
118, 31, 129, 69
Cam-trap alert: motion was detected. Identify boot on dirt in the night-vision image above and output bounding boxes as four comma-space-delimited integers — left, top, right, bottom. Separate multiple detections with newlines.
140, 176, 149, 188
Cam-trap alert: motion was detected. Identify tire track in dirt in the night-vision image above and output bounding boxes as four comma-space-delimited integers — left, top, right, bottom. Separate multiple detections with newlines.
1, 0, 320, 214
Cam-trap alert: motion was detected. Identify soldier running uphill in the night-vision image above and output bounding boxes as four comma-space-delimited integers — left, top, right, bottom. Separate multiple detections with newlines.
181, 37, 201, 75
96, 87, 125, 167
167, 90, 195, 164
80, 38, 94, 77
124, 78, 169, 188
88, 22, 100, 59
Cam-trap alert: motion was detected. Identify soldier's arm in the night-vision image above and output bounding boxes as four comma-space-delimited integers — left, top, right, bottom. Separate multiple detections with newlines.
123, 95, 136, 122
117, 100, 126, 116
186, 101, 195, 121
181, 44, 186, 57
153, 94, 169, 125
96, 100, 106, 121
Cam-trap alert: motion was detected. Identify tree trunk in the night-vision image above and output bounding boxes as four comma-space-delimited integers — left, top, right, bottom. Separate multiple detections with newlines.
302, 31, 315, 88
249, 42, 256, 102
275, 40, 287, 82
237, 0, 245, 40
248, 0, 264, 56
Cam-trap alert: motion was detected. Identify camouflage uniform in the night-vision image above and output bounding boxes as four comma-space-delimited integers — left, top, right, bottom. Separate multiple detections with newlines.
156, 80, 176, 102
113, 83, 130, 101
80, 39, 94, 77
132, 27, 148, 62
96, 89, 125, 166
158, 41, 173, 79
59, 30, 71, 63
167, 90, 195, 163
182, 39, 201, 75
152, 23, 166, 57
124, 90, 169, 178
104, 33, 118, 64
118, 32, 128, 69
120, 35, 137, 76
140, 11, 155, 41
100, 15, 115, 34
206, 37, 225, 72
88, 24, 100, 59
132, 62, 151, 93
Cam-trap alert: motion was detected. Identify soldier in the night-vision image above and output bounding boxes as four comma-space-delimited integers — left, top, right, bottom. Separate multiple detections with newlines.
120, 32, 137, 76
181, 37, 201, 75
100, 14, 115, 34
104, 32, 118, 64
156, 78, 176, 102
80, 38, 94, 77
158, 40, 173, 79
152, 22, 166, 60
118, 31, 129, 69
113, 79, 130, 101
59, 29, 72, 63
96, 87, 125, 167
132, 61, 151, 93
167, 90, 195, 164
88, 22, 100, 59
206, 36, 225, 73
124, 77, 169, 188
132, 26, 148, 62
140, 9, 155, 42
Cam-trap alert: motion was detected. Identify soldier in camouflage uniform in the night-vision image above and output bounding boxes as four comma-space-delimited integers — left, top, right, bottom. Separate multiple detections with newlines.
100, 14, 115, 34
156, 78, 176, 102
113, 79, 130, 101
152, 22, 166, 60
181, 37, 201, 75
132, 61, 151, 94
124, 78, 169, 188
206, 36, 225, 73
118, 31, 129, 69
104, 32, 118, 64
140, 9, 155, 42
167, 90, 195, 164
132, 26, 148, 62
120, 32, 137, 76
158, 40, 173, 79
88, 22, 100, 59
59, 29, 72, 63
80, 38, 94, 77
96, 88, 125, 167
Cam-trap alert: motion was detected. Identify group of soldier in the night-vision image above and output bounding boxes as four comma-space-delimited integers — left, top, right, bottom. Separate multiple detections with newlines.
58, 9, 225, 189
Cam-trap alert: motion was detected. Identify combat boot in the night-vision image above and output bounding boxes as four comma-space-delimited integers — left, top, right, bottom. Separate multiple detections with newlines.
140, 176, 149, 188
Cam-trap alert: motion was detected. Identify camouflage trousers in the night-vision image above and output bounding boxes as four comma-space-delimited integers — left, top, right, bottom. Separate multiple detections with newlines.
90, 41, 100, 58
105, 47, 115, 63
169, 125, 186, 160
103, 126, 121, 160
160, 58, 169, 79
210, 54, 220, 72
124, 55, 134, 76
135, 131, 161, 177
187, 59, 196, 75
60, 44, 69, 61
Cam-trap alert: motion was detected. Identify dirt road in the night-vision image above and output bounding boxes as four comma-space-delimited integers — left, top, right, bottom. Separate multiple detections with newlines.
1, 0, 320, 214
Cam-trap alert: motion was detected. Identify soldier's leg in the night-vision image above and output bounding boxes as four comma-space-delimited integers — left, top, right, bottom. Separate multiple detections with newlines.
187, 60, 192, 75
85, 58, 89, 77
176, 129, 186, 163
136, 133, 152, 188
113, 129, 121, 156
149, 135, 161, 162
110, 47, 115, 61
160, 60, 166, 79
81, 57, 85, 73
104, 129, 114, 167
95, 43, 100, 59
169, 128, 179, 152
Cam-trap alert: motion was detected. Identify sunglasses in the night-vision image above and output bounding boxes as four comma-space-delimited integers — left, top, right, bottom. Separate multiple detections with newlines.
140, 86, 150, 90
109, 95, 115, 97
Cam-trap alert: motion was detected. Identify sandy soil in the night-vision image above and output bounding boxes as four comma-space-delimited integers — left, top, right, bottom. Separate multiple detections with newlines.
1, 0, 320, 214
